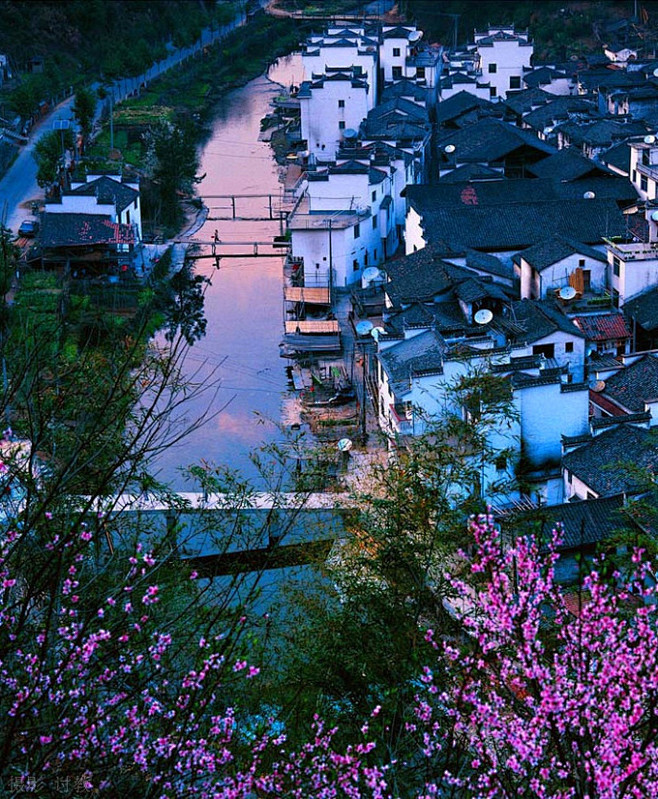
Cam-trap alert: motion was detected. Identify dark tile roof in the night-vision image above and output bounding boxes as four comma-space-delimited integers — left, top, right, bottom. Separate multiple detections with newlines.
527, 148, 615, 181
505, 299, 585, 344
522, 96, 598, 132
503, 494, 628, 550
572, 313, 632, 343
578, 68, 646, 92
362, 114, 430, 142
437, 118, 556, 164
558, 119, 650, 148
623, 285, 658, 331
454, 277, 509, 304
512, 234, 607, 271
438, 164, 504, 183
68, 175, 138, 213
410, 177, 635, 208
405, 194, 627, 251
385, 300, 466, 335
463, 248, 513, 279
475, 29, 531, 46
562, 424, 658, 496
504, 87, 552, 117
367, 97, 429, 123
384, 246, 474, 305
381, 80, 427, 103
600, 354, 658, 413
382, 26, 414, 40
599, 139, 632, 174
39, 213, 135, 248
436, 91, 499, 125
523, 66, 570, 89
378, 329, 447, 391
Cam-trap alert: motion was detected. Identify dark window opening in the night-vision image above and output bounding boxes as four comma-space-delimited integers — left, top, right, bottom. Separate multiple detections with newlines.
510, 75, 521, 89
565, 341, 574, 353
488, 63, 497, 73
533, 343, 555, 359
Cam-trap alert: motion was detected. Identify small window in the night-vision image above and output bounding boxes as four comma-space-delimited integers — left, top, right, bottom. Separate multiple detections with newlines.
372, 215, 377, 229
392, 66, 402, 79
578, 258, 585, 267
582, 269, 591, 291
565, 341, 574, 353
488, 63, 497, 74
338, 99, 345, 108
567, 470, 572, 484
354, 223, 360, 238
416, 66, 425, 80
371, 190, 376, 202
510, 75, 521, 89
632, 169, 637, 183
641, 175, 648, 192
353, 259, 359, 272
374, 249, 377, 260
339, 120, 346, 130
490, 86, 497, 98
613, 256, 621, 277
642, 150, 650, 166
393, 47, 401, 57
495, 454, 507, 472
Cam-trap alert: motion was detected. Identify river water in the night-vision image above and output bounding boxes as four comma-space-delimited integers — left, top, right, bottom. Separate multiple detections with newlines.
152, 55, 306, 490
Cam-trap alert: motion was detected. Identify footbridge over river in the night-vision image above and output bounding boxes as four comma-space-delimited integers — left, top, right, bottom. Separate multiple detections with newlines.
97, 492, 355, 577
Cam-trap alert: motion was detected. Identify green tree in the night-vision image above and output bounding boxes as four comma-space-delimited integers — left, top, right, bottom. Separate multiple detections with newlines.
143, 121, 202, 229
72, 86, 97, 148
33, 128, 74, 188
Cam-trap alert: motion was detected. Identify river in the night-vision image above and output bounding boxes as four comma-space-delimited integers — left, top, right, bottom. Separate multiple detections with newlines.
152, 54, 306, 490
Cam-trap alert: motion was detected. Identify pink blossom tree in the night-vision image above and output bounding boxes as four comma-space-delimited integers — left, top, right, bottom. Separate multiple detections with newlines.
413, 515, 658, 799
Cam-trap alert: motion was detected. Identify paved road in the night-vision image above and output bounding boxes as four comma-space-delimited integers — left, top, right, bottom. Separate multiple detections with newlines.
0, 11, 246, 235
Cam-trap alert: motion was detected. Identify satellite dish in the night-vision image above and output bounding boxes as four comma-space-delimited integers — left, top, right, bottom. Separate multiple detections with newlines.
589, 380, 606, 393
559, 286, 578, 300
355, 320, 374, 336
645, 134, 657, 144
583, 191, 596, 199
337, 437, 353, 452
651, 209, 658, 222
409, 30, 423, 43
343, 128, 358, 139
474, 308, 493, 325
444, 144, 456, 154
362, 266, 383, 286
654, 68, 658, 77
371, 326, 386, 341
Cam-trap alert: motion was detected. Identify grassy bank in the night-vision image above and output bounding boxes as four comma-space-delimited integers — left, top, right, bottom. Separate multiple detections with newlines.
88, 13, 308, 173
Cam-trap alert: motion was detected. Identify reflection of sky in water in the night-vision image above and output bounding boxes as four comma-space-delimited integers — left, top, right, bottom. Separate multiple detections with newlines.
151, 56, 304, 490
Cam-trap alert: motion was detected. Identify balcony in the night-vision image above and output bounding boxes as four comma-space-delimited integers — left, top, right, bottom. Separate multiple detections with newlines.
389, 402, 414, 436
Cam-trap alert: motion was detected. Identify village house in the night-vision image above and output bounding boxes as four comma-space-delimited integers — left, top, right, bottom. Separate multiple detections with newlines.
571, 312, 632, 359
436, 117, 556, 178
521, 65, 577, 96
298, 68, 370, 162
556, 118, 651, 159
497, 494, 632, 585
44, 173, 142, 246
513, 235, 609, 300
589, 352, 658, 424
469, 26, 534, 100
623, 285, 658, 350
606, 218, 658, 308
562, 420, 658, 501
375, 330, 588, 506
404, 185, 627, 263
